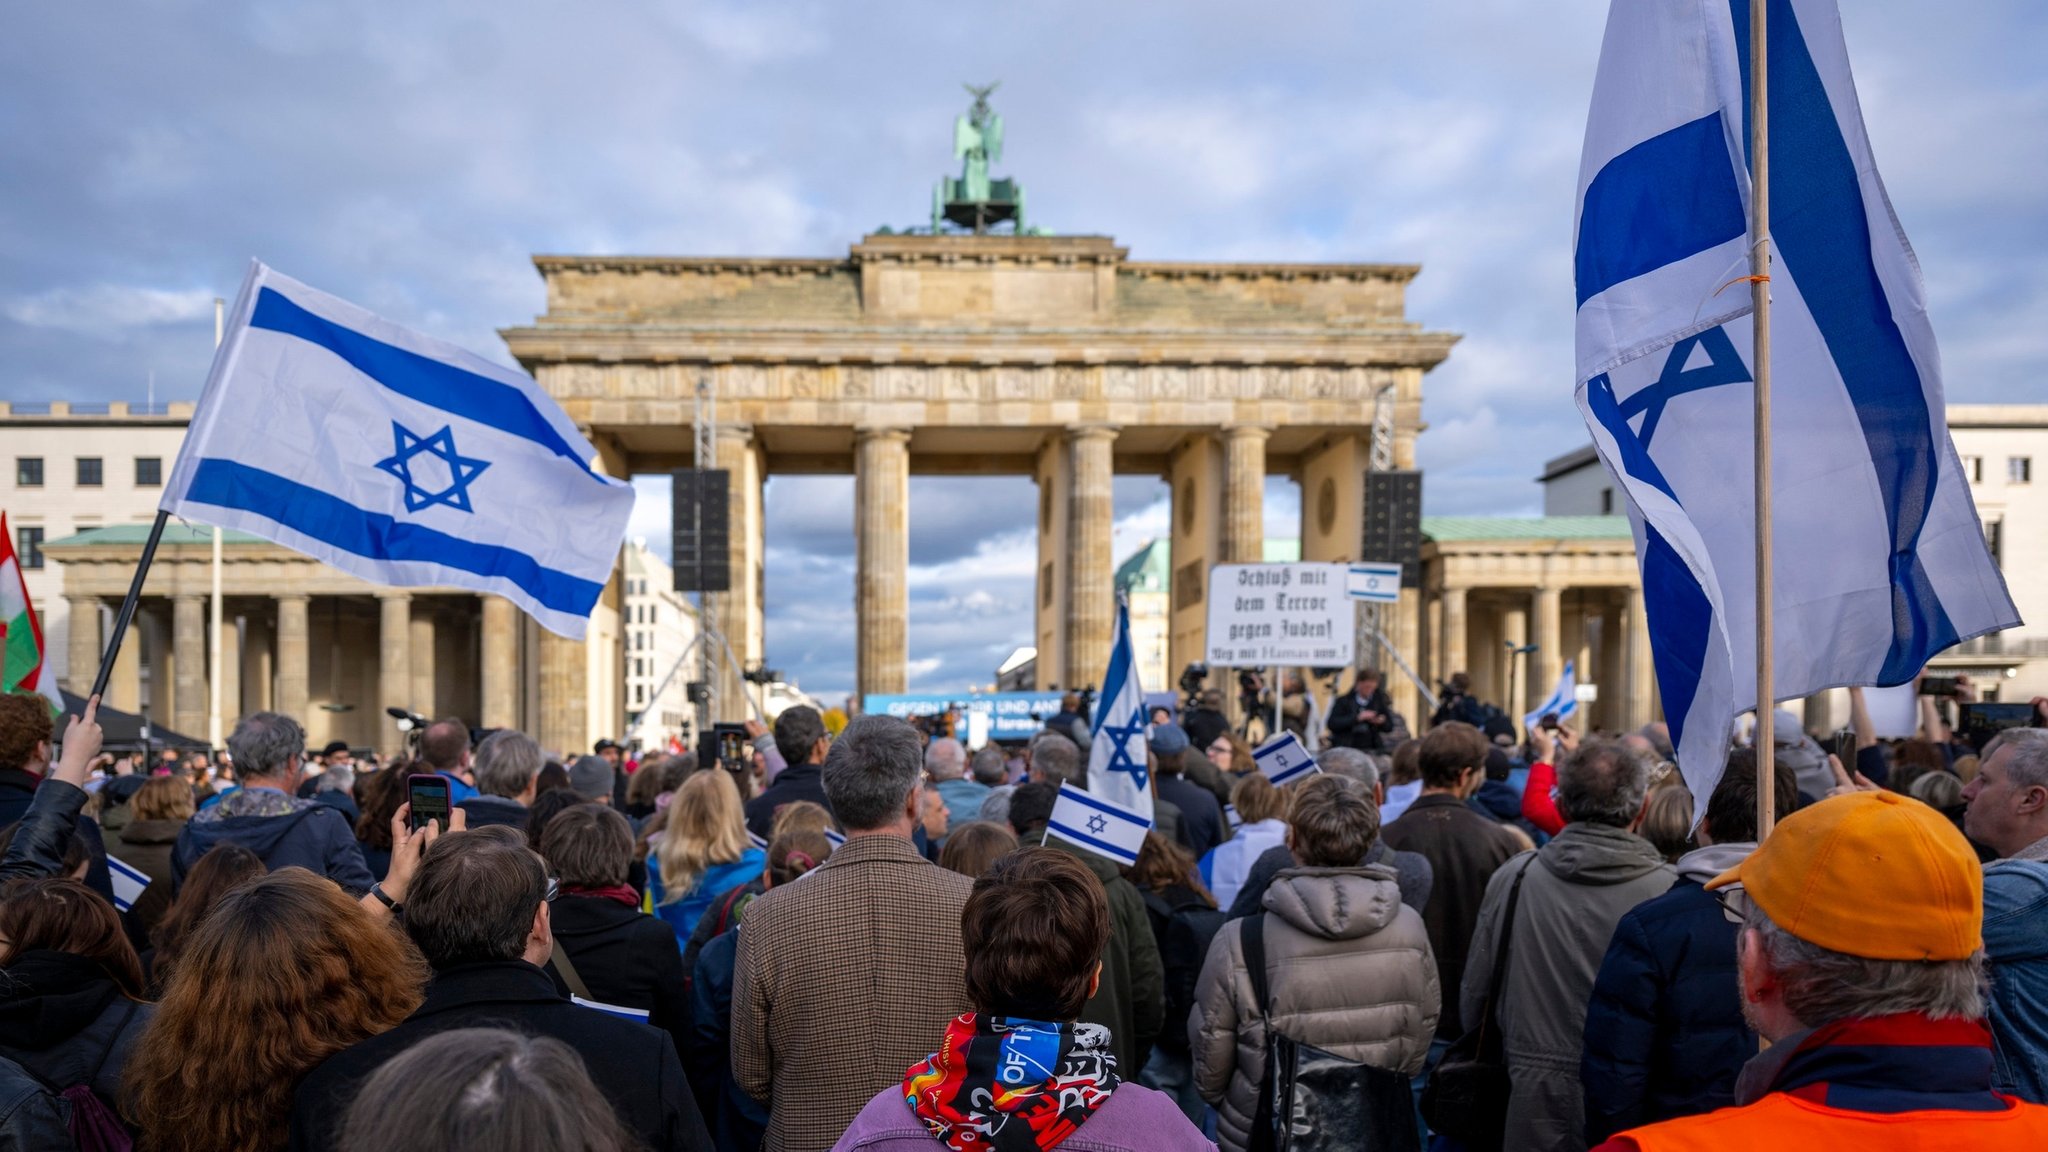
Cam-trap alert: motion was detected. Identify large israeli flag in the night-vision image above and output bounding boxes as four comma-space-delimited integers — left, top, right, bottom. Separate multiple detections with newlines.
1574, 0, 2018, 801
1085, 599, 1153, 820
162, 262, 635, 639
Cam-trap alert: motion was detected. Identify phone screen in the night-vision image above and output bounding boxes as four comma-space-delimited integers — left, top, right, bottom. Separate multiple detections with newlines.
408, 773, 452, 833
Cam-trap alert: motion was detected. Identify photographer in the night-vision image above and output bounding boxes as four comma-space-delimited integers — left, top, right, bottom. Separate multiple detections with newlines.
1328, 667, 1395, 754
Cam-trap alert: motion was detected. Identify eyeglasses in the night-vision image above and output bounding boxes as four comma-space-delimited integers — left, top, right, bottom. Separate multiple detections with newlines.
1711, 887, 1751, 926
544, 877, 560, 904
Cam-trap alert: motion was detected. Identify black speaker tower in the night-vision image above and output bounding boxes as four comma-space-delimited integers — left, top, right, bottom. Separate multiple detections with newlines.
1363, 470, 1424, 586
672, 468, 731, 593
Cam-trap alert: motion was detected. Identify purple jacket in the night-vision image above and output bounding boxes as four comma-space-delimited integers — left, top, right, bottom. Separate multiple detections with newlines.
831, 1082, 1214, 1151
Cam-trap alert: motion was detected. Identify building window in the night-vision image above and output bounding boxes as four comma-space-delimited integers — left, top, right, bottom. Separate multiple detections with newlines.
648, 604, 657, 625
16, 526, 43, 570
2010, 457, 2033, 484
135, 457, 162, 487
76, 457, 102, 487
1600, 487, 1614, 515
1962, 455, 1984, 483
15, 458, 41, 488
1986, 519, 2003, 567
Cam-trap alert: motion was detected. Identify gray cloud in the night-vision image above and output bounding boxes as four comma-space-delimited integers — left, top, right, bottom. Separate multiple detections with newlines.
6, 0, 2040, 698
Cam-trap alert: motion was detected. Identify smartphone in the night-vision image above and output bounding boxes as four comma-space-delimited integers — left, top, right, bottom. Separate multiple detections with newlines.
1539, 712, 1560, 732
1957, 703, 2036, 751
407, 773, 452, 833
715, 723, 751, 773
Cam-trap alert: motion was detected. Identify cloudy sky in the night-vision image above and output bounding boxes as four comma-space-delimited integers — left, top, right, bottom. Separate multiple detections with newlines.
5, 2, 2042, 702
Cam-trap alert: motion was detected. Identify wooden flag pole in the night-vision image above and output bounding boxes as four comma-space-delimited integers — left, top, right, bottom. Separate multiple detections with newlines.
1750, 0, 1777, 842
89, 510, 170, 702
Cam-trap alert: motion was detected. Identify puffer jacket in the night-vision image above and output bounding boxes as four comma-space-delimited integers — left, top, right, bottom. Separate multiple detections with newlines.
1581, 842, 1753, 1142
1190, 864, 1439, 1152
1462, 823, 1674, 1152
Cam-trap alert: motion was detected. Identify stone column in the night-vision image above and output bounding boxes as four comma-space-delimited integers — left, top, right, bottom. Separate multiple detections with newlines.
1441, 586, 1469, 691
1502, 605, 1528, 717
481, 596, 521, 730
708, 424, 764, 720
1222, 424, 1271, 564
1625, 586, 1654, 728
241, 612, 273, 714
409, 606, 436, 718
275, 594, 310, 721
1065, 425, 1118, 690
219, 615, 241, 726
378, 592, 411, 754
109, 607, 142, 714
1532, 585, 1562, 716
65, 597, 100, 695
855, 427, 911, 699
172, 595, 207, 739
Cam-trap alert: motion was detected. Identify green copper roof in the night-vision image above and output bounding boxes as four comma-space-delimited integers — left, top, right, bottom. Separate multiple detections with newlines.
1422, 516, 1634, 542
1261, 539, 1301, 562
43, 524, 268, 549
1114, 538, 1170, 593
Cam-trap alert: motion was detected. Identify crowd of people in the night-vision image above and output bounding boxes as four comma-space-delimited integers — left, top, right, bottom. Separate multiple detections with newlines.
0, 662, 2042, 1152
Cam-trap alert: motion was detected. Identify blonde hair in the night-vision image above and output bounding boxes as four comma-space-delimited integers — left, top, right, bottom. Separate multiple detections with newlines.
770, 799, 835, 840
654, 769, 749, 904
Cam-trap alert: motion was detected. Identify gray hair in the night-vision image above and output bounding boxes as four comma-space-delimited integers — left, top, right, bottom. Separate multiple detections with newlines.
227, 712, 304, 781
317, 763, 355, 794
924, 737, 967, 782
970, 746, 1009, 786
1028, 733, 1082, 786
338, 1027, 633, 1152
1984, 727, 2048, 788
1556, 739, 1652, 827
977, 784, 1016, 825
474, 730, 544, 799
1316, 746, 1380, 793
821, 715, 925, 832
1744, 903, 1984, 1028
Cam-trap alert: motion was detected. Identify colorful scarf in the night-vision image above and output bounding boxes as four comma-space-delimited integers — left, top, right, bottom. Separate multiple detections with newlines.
904, 1013, 1120, 1152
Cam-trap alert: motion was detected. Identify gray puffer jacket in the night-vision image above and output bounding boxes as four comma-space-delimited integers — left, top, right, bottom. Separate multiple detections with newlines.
1460, 822, 1674, 1152
1190, 863, 1440, 1152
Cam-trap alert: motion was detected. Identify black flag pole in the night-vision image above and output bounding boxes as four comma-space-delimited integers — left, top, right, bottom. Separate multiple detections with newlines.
87, 509, 170, 702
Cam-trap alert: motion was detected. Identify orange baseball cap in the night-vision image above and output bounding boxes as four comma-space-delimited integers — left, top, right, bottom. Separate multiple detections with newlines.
1706, 790, 1981, 961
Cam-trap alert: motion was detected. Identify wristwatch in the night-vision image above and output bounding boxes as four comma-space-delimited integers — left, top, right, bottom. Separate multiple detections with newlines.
369, 883, 402, 912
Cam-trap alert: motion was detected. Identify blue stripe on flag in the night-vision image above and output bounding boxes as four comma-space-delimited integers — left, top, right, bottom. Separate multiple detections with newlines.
1575, 113, 1747, 306
186, 458, 604, 616
1053, 787, 1146, 824
1730, 0, 1958, 682
1268, 761, 1316, 787
1091, 610, 1136, 740
1047, 818, 1141, 864
250, 287, 587, 465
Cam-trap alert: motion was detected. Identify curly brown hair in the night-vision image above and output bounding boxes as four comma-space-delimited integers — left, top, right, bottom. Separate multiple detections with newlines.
125, 870, 428, 1152
0, 692, 53, 772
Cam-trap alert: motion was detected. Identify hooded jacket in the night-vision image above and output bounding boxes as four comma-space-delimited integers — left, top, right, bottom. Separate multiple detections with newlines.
1190, 865, 1440, 1152
1462, 823, 1674, 1152
1226, 839, 1434, 919
1581, 842, 1753, 1141
0, 950, 154, 1117
549, 893, 694, 1058
172, 786, 374, 894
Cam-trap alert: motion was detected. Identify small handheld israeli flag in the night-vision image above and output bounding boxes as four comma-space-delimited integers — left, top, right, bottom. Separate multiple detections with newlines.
1086, 600, 1155, 820
1523, 660, 1579, 736
107, 854, 151, 914
162, 262, 635, 639
824, 827, 847, 849
1045, 782, 1151, 866
747, 830, 768, 851
1252, 732, 1319, 787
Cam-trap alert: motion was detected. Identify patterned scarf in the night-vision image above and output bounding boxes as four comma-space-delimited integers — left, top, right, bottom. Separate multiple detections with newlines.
904, 1014, 1120, 1152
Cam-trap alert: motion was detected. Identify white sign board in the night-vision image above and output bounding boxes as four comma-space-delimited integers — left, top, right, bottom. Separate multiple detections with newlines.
1575, 683, 1600, 704
1205, 563, 1354, 667
1346, 562, 1403, 604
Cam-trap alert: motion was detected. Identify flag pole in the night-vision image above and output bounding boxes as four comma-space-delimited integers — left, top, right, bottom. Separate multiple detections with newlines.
208, 297, 225, 751
89, 510, 169, 702
1749, 0, 1776, 842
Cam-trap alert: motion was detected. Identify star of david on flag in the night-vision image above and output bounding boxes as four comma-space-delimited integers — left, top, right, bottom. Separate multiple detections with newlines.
160, 261, 635, 639
1086, 598, 1154, 820
1572, 0, 2016, 807
1046, 782, 1150, 867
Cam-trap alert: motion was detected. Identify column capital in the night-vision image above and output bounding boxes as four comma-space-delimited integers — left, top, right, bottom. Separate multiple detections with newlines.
713, 422, 756, 444
375, 589, 412, 602
854, 425, 913, 445
1222, 422, 1275, 442
276, 592, 310, 605
1065, 423, 1120, 444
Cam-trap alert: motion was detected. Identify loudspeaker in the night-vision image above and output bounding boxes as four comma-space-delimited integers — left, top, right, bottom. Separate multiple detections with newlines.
672, 468, 730, 592
1363, 470, 1423, 586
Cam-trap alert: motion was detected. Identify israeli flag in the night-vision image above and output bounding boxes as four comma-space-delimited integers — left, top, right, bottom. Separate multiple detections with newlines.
1046, 782, 1151, 866
162, 262, 635, 639
1251, 732, 1318, 788
1523, 660, 1578, 737
1574, 0, 2018, 802
1085, 599, 1154, 820
107, 854, 151, 914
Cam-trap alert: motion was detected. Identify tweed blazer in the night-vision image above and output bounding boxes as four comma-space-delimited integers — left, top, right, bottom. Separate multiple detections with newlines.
733, 831, 974, 1152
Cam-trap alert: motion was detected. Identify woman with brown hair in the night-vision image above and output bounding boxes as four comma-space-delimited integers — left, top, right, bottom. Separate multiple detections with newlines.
118, 774, 198, 943
937, 821, 1018, 880
1200, 772, 1294, 910
0, 878, 153, 1130
351, 765, 410, 882
141, 843, 264, 995
124, 869, 429, 1152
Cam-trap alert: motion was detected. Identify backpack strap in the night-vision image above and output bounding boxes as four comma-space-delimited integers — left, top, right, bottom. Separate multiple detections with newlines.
547, 940, 593, 1001
1241, 911, 1272, 1018
1475, 856, 1538, 1052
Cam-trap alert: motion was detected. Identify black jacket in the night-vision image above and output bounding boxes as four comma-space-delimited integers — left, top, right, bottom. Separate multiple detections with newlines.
1157, 774, 1226, 860
288, 960, 710, 1152
0, 781, 88, 885
550, 894, 694, 1058
742, 763, 829, 841
0, 770, 113, 903
456, 794, 528, 830
1326, 687, 1395, 753
0, 950, 153, 1115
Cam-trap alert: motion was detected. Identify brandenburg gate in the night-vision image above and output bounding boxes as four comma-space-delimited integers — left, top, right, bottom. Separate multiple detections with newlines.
501, 231, 1456, 734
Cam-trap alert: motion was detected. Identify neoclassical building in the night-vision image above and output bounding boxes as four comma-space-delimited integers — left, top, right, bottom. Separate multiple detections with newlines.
500, 232, 1460, 737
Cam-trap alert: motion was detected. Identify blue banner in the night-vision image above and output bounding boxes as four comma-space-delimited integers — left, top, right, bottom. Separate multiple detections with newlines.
862, 692, 1067, 742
